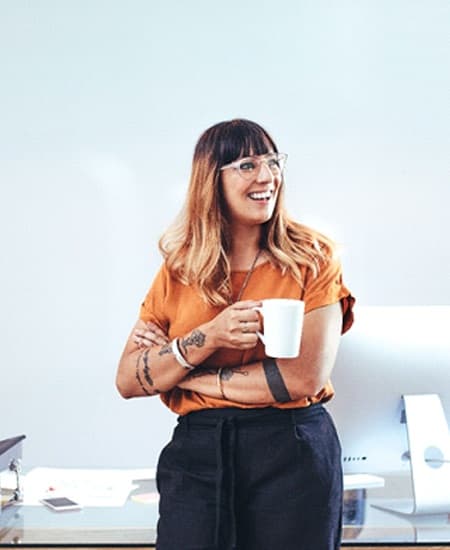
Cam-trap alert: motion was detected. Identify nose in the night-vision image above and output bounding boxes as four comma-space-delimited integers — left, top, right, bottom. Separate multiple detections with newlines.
256, 160, 273, 182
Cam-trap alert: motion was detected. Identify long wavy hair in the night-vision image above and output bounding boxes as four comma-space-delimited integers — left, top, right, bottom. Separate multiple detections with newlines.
159, 119, 335, 306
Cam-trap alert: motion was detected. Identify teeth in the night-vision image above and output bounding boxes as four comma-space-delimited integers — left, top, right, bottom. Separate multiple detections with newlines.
249, 191, 272, 200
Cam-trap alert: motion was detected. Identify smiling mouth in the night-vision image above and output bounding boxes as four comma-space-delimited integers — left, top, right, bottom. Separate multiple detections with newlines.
248, 190, 273, 201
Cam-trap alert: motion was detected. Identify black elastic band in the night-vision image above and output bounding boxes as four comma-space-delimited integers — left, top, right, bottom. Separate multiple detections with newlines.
262, 358, 291, 403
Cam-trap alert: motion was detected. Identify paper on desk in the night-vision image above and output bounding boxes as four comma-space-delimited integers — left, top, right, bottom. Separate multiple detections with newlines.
22, 467, 156, 507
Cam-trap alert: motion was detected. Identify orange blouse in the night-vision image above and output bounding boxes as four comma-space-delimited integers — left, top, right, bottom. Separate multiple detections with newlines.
140, 256, 355, 415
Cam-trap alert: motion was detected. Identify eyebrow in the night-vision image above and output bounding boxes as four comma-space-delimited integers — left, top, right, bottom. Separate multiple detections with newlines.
238, 152, 275, 161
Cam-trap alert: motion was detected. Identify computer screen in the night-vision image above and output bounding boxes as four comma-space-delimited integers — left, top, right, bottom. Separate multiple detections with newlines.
326, 306, 450, 475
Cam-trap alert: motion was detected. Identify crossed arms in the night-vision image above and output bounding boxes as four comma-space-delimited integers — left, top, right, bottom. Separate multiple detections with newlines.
115, 301, 343, 406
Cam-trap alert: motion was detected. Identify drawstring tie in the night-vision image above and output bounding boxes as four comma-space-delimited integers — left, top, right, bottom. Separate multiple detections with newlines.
214, 417, 237, 550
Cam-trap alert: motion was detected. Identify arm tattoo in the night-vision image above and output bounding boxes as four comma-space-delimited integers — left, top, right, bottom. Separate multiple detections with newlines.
180, 329, 206, 355
135, 351, 151, 396
135, 349, 160, 396
158, 342, 173, 357
187, 368, 217, 379
262, 358, 291, 403
142, 349, 153, 386
220, 367, 249, 381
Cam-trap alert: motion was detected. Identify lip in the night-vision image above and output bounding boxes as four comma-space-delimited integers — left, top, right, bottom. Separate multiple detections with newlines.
247, 189, 275, 201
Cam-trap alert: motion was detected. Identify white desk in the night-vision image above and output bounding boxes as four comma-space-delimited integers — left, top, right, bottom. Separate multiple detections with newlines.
1, 473, 450, 546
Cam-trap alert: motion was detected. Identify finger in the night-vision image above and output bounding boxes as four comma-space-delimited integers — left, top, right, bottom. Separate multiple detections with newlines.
240, 320, 260, 333
231, 332, 258, 345
132, 335, 147, 348
145, 322, 169, 341
134, 327, 167, 346
228, 310, 259, 329
143, 331, 168, 346
240, 320, 250, 333
133, 331, 157, 348
240, 336, 259, 348
230, 316, 259, 334
232, 300, 262, 310
238, 310, 260, 323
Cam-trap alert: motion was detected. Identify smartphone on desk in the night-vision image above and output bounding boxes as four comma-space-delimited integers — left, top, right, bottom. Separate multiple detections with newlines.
40, 496, 82, 511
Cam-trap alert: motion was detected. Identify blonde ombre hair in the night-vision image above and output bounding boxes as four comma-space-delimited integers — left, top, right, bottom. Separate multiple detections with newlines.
159, 119, 336, 306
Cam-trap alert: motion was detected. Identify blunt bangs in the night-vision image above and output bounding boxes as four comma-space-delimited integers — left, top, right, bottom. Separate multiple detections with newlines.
194, 119, 278, 169
215, 120, 278, 166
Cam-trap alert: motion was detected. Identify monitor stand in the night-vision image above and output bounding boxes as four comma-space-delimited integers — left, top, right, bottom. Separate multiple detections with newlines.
373, 394, 450, 515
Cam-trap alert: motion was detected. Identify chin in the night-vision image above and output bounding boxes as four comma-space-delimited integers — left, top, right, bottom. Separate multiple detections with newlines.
252, 213, 274, 226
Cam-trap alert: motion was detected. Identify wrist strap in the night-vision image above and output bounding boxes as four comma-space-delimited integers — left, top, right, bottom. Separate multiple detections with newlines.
171, 338, 196, 370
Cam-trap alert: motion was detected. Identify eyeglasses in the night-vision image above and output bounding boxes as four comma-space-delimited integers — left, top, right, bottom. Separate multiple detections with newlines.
220, 152, 288, 180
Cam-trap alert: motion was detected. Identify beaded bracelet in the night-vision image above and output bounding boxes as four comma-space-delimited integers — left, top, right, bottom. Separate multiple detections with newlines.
171, 338, 196, 370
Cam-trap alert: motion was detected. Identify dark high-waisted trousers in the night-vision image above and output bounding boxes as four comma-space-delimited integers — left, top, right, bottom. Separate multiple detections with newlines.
156, 404, 343, 550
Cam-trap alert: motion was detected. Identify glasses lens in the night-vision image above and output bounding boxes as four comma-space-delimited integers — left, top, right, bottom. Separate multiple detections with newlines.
235, 159, 255, 179
234, 154, 287, 179
265, 154, 282, 174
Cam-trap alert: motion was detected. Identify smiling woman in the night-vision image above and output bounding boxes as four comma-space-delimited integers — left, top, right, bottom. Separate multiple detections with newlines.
220, 151, 285, 228
116, 119, 355, 550
0, 3, 448, 548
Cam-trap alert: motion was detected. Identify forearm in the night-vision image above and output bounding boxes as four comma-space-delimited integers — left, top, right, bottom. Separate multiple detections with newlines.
116, 346, 184, 398
178, 358, 315, 405
117, 300, 263, 399
179, 363, 273, 405
116, 325, 218, 398
117, 302, 342, 400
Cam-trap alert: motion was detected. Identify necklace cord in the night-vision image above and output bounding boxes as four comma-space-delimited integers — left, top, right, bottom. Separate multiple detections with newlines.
232, 249, 262, 304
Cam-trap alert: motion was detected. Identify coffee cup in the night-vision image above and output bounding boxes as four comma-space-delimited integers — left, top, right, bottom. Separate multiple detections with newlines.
255, 299, 305, 358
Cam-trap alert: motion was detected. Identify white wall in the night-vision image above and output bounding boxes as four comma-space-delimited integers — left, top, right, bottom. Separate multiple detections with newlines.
1, 0, 449, 468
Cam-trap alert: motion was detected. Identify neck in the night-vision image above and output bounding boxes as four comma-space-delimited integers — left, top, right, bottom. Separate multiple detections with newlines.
229, 225, 262, 271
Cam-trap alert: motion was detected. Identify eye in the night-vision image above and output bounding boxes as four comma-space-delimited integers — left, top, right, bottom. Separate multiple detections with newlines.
239, 160, 256, 172
266, 155, 280, 168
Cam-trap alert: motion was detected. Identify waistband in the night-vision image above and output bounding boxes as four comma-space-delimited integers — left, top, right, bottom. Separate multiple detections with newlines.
178, 403, 324, 428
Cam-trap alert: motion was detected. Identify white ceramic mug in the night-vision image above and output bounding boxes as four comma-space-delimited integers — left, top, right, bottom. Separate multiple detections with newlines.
255, 299, 305, 358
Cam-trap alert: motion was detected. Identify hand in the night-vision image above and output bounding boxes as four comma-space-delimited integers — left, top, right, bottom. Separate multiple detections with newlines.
133, 321, 169, 349
207, 300, 262, 350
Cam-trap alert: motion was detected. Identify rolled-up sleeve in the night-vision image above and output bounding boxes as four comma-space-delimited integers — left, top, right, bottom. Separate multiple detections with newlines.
302, 254, 355, 334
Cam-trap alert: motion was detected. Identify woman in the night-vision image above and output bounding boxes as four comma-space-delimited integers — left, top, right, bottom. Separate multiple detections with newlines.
116, 118, 354, 550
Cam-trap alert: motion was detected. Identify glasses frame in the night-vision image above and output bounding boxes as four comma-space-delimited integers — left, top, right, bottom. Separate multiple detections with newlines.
219, 152, 288, 180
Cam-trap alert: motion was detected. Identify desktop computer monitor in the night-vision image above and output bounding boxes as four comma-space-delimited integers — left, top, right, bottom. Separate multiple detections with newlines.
326, 306, 450, 475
